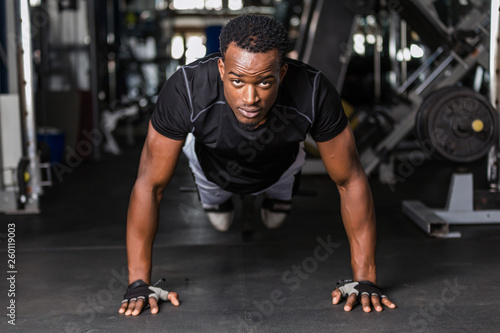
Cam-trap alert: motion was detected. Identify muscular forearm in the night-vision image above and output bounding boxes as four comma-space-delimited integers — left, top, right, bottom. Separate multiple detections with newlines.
126, 182, 162, 284
338, 174, 377, 283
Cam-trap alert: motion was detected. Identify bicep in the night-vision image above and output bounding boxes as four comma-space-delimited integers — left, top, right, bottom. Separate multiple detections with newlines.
136, 121, 185, 193
316, 125, 365, 187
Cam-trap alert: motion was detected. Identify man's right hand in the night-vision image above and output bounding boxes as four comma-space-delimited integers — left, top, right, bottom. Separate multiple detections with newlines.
122, 126, 185, 316
118, 279, 180, 316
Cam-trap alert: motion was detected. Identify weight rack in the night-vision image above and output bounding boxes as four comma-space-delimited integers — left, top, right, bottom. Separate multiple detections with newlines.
381, 0, 500, 238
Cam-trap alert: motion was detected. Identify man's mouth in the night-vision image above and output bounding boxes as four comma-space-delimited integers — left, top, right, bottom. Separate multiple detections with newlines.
238, 107, 262, 119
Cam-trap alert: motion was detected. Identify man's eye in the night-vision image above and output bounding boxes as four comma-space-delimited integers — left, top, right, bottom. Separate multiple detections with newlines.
260, 81, 270, 87
232, 80, 243, 85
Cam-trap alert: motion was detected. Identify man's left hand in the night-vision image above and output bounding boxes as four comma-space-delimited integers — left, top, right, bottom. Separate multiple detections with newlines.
331, 280, 396, 312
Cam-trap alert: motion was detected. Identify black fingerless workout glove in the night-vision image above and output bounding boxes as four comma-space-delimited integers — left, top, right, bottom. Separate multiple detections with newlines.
122, 280, 152, 304
336, 279, 386, 300
122, 279, 170, 307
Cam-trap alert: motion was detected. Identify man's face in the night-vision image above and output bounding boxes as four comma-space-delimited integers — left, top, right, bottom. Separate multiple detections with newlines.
218, 43, 288, 130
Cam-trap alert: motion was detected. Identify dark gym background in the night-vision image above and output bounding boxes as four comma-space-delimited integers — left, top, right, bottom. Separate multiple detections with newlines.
0, 0, 499, 332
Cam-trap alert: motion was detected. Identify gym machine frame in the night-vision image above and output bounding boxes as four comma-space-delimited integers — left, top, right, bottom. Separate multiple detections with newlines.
0, 0, 49, 214
355, 1, 500, 237
402, 0, 500, 238
360, 3, 491, 174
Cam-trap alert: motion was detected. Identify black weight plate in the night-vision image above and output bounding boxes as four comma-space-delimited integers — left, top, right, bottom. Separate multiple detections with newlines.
415, 86, 460, 147
415, 86, 454, 153
416, 86, 498, 163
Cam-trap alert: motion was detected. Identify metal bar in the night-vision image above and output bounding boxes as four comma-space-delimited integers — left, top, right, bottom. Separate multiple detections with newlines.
402, 200, 458, 238
0, 96, 3, 191
13, 0, 26, 156
5, 0, 17, 94
295, 0, 313, 60
396, 47, 444, 95
397, 0, 451, 50
388, 12, 400, 90
0, 94, 23, 190
14, 0, 42, 211
434, 211, 500, 224
473, 66, 484, 92
450, 50, 469, 69
400, 19, 407, 83
0, 0, 7, 93
435, 47, 488, 93
336, 15, 359, 94
37, 1, 50, 132
87, 0, 101, 160
374, 20, 381, 104
302, 0, 323, 64
404, 170, 500, 237
490, 0, 500, 190
414, 53, 455, 95
444, 173, 474, 212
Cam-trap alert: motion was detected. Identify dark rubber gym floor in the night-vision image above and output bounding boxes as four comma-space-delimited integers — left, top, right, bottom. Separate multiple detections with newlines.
1, 136, 500, 333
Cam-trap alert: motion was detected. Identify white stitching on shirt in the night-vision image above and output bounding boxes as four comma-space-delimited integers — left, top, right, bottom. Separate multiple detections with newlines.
183, 56, 221, 68
181, 67, 194, 116
274, 104, 312, 124
191, 101, 226, 122
312, 71, 321, 124
181, 56, 222, 122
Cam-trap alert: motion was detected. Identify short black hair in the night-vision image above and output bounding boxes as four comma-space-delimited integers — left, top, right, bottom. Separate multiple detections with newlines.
219, 14, 289, 64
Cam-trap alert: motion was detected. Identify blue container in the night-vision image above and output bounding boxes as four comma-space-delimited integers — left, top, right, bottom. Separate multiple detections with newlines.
37, 127, 65, 164
205, 25, 223, 55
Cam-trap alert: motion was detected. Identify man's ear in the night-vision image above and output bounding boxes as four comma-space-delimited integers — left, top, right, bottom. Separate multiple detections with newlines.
279, 63, 288, 83
218, 58, 225, 80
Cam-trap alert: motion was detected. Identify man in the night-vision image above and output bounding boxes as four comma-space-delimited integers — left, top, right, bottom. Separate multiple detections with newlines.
119, 14, 396, 317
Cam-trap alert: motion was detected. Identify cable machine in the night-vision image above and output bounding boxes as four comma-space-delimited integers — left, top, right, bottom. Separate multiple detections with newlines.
0, 0, 48, 214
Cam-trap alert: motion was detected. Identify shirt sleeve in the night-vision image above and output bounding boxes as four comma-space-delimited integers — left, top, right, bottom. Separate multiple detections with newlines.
309, 73, 349, 142
150, 69, 192, 140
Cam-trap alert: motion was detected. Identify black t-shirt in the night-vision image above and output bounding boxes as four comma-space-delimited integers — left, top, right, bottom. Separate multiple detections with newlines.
151, 53, 348, 194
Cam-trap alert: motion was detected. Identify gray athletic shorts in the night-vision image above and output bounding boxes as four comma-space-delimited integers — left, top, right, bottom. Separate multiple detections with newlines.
183, 133, 306, 205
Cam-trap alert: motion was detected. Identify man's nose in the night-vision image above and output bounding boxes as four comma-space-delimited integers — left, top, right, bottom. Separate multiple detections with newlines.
242, 85, 260, 105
